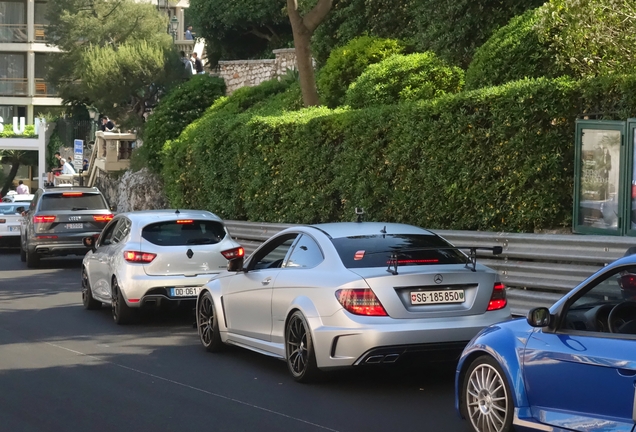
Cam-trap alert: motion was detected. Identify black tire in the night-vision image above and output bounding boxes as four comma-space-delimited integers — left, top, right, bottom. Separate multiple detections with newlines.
81, 268, 101, 310
285, 311, 319, 383
26, 247, 39, 268
197, 291, 224, 352
462, 355, 514, 432
111, 278, 135, 325
19, 244, 26, 262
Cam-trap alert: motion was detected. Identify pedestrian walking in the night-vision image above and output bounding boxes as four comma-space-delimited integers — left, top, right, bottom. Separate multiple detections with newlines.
181, 50, 194, 76
16, 180, 29, 195
185, 25, 194, 40
192, 52, 204, 74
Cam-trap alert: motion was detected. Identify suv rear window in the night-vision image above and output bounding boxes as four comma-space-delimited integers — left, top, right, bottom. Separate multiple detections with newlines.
142, 220, 226, 246
331, 234, 468, 268
39, 193, 108, 211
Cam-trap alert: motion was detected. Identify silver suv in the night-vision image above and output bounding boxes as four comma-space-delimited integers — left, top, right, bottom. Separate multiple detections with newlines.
20, 186, 113, 268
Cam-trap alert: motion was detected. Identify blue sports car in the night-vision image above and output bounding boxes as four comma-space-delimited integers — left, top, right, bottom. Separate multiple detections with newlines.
455, 251, 636, 432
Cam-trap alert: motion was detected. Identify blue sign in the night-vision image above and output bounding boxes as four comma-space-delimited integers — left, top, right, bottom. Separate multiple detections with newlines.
74, 139, 84, 169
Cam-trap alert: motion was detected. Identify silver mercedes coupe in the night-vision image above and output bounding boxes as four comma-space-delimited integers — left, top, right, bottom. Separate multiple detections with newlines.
196, 222, 511, 382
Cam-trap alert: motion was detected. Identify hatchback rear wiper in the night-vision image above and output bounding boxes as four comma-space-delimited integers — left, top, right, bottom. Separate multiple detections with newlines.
71, 207, 88, 211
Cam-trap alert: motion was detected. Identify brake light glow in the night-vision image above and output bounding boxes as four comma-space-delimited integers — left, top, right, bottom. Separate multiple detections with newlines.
176, 219, 194, 224
336, 289, 388, 316
487, 282, 507, 311
36, 235, 58, 239
62, 192, 83, 197
221, 247, 244, 260
354, 250, 365, 260
34, 215, 56, 223
389, 259, 440, 264
93, 214, 114, 222
0, 219, 5, 224
123, 251, 157, 263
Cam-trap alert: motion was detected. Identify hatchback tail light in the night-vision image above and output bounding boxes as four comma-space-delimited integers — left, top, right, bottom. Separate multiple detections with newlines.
93, 214, 114, 222
0, 219, 5, 224
34, 215, 56, 223
123, 251, 157, 263
221, 247, 244, 260
487, 282, 507, 311
336, 289, 388, 316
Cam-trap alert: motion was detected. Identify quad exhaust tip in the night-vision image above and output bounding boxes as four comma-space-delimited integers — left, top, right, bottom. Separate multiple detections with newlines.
365, 353, 401, 364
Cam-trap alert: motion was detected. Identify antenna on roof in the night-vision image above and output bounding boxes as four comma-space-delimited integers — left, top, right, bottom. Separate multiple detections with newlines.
380, 226, 386, 234
175, 209, 180, 215
355, 207, 365, 223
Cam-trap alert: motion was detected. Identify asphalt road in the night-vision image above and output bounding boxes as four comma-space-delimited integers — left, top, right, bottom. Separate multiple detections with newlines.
0, 249, 468, 432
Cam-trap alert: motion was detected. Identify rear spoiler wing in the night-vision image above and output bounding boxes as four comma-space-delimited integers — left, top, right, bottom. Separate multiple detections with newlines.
385, 246, 503, 275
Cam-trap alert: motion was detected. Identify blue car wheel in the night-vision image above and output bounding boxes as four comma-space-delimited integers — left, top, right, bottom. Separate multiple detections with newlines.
462, 355, 513, 432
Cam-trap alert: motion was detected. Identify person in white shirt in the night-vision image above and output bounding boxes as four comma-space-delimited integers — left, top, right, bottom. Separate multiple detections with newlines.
16, 180, 29, 194
61, 158, 76, 175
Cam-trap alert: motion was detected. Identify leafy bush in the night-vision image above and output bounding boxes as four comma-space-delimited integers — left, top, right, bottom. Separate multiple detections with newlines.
162, 73, 636, 232
345, 52, 465, 108
466, 9, 558, 89
316, 36, 405, 108
138, 74, 226, 172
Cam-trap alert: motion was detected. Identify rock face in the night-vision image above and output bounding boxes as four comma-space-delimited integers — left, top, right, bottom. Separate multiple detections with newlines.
96, 168, 168, 213
217, 48, 298, 94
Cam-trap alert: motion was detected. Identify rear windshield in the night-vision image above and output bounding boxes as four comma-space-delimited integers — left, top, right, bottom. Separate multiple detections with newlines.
39, 193, 108, 211
142, 220, 226, 246
331, 234, 468, 268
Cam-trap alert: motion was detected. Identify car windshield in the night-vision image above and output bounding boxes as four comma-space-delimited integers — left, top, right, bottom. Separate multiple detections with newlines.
39, 193, 108, 211
0, 204, 23, 215
331, 234, 468, 268
142, 220, 226, 246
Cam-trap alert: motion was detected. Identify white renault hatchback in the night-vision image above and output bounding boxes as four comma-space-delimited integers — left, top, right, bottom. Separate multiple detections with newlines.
81, 209, 243, 324
0, 202, 27, 248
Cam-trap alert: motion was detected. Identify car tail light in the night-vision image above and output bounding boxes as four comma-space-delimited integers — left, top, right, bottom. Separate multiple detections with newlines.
0, 219, 5, 224
93, 214, 114, 222
62, 192, 83, 197
34, 215, 56, 223
176, 219, 194, 224
487, 282, 507, 311
221, 247, 244, 260
36, 235, 58, 239
335, 289, 388, 316
123, 251, 156, 263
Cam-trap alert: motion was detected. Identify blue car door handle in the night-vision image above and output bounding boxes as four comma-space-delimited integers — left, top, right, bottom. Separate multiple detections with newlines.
617, 368, 636, 377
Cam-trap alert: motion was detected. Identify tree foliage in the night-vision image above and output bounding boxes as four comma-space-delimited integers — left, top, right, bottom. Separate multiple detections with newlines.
345, 52, 464, 108
188, 0, 293, 63
46, 0, 185, 126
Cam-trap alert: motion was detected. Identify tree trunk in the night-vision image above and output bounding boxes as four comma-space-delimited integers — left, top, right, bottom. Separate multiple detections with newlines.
287, 0, 332, 107
1, 160, 20, 198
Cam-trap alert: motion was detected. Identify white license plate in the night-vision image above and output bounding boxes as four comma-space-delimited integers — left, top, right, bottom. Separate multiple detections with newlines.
65, 223, 83, 229
8, 226, 19, 232
411, 289, 465, 305
170, 287, 201, 297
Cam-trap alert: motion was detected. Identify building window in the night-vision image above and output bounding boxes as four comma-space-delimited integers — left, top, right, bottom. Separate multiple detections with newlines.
0, 53, 27, 96
0, 0, 26, 43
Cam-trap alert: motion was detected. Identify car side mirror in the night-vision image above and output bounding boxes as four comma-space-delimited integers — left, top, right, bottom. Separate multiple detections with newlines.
82, 236, 97, 252
527, 307, 553, 328
227, 257, 244, 272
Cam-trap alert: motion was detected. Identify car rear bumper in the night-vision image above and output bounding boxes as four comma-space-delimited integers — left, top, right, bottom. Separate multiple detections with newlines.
310, 306, 512, 369
34, 243, 90, 256
117, 272, 221, 307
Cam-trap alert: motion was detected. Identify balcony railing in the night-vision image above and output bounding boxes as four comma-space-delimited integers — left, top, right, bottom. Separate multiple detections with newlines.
0, 78, 28, 96
35, 79, 57, 97
0, 24, 28, 43
175, 39, 195, 57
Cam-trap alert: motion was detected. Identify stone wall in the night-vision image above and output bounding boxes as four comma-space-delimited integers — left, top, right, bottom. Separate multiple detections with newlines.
217, 48, 297, 94
94, 168, 168, 213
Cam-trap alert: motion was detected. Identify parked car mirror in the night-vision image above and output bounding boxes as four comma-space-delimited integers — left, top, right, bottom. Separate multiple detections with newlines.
227, 257, 244, 272
82, 236, 97, 252
527, 307, 552, 327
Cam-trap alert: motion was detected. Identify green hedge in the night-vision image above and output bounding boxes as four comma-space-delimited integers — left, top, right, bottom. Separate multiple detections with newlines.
137, 74, 226, 173
316, 36, 405, 108
345, 52, 465, 108
163, 74, 636, 232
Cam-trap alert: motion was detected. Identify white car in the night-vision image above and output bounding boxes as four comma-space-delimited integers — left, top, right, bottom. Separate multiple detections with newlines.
0, 202, 27, 247
81, 210, 243, 324
2, 193, 34, 203
196, 222, 511, 382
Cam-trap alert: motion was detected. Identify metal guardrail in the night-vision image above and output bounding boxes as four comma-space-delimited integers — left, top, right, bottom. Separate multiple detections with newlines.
224, 220, 636, 316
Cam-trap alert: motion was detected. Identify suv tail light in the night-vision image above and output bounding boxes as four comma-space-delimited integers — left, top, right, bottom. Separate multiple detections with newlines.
221, 247, 244, 260
335, 289, 388, 316
123, 251, 156, 263
34, 215, 56, 223
93, 214, 114, 222
487, 282, 507, 311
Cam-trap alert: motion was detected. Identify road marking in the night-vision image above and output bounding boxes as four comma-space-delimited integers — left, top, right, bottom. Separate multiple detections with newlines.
45, 341, 339, 431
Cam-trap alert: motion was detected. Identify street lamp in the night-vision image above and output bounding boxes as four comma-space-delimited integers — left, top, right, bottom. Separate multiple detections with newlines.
170, 15, 179, 41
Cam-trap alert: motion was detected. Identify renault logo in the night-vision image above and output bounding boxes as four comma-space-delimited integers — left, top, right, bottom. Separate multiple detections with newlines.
186, 249, 194, 259
434, 274, 443, 284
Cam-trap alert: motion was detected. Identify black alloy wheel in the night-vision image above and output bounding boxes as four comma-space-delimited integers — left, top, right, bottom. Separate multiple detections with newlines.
285, 311, 319, 383
81, 268, 101, 310
25, 247, 39, 268
197, 292, 224, 352
111, 278, 134, 325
